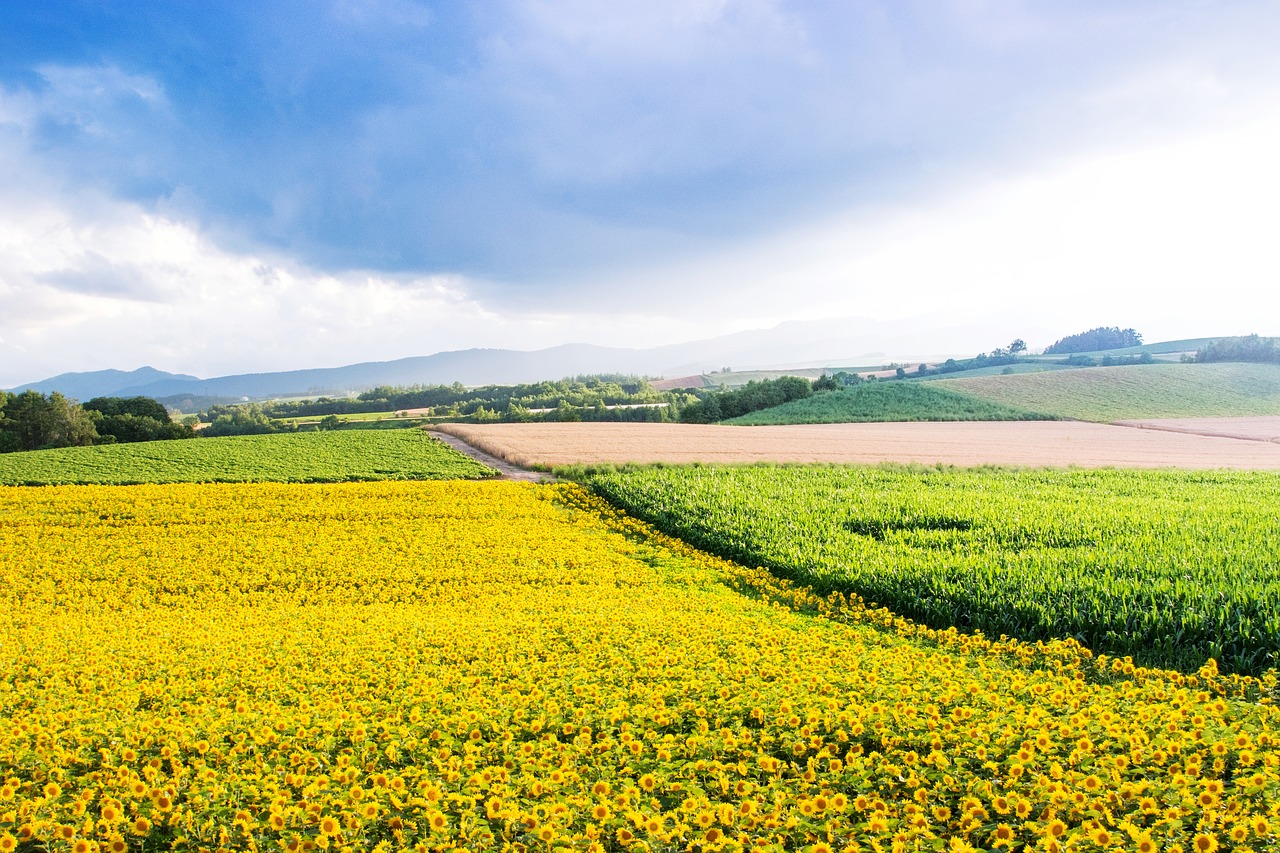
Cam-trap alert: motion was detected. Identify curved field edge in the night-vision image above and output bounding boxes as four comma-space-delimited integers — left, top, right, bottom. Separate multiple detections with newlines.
3, 480, 1278, 853
724, 382, 1057, 425
938, 362, 1280, 421
578, 463, 1280, 677
0, 429, 496, 485
556, 485, 1275, 700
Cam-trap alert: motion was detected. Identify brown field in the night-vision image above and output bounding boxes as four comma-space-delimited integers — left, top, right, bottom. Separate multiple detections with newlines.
433, 421, 1280, 470
1114, 415, 1280, 444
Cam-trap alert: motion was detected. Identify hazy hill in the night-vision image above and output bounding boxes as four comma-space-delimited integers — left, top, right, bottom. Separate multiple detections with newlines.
7, 317, 993, 401
9, 366, 198, 400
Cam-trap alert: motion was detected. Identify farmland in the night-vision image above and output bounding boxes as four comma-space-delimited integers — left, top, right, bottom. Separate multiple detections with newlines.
583, 464, 1280, 674
939, 362, 1280, 421
433, 420, 1280, 469
0, 429, 494, 485
724, 383, 1054, 425
3, 479, 1279, 853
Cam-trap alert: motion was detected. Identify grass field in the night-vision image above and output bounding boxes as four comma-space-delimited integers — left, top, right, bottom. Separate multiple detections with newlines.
584, 464, 1280, 675
3, 479, 1277, 852
939, 362, 1280, 421
0, 429, 494, 485
724, 382, 1055, 424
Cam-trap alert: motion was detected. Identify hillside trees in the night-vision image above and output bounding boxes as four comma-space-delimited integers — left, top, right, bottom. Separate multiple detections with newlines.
1194, 335, 1280, 364
84, 396, 196, 443
203, 403, 290, 436
680, 376, 812, 423
1045, 327, 1143, 354
0, 390, 99, 451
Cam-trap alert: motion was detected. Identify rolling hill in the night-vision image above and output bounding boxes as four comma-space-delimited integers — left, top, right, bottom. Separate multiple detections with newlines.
724, 382, 1055, 425
939, 362, 1280, 421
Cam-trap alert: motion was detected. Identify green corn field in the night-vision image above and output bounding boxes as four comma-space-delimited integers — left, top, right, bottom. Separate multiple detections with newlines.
586, 464, 1280, 676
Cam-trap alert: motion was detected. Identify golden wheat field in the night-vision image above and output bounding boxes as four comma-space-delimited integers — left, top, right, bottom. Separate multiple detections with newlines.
431, 422, 1280, 470
2, 480, 1279, 853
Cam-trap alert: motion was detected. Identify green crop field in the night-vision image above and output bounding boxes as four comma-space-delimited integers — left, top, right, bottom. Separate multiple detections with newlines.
584, 464, 1280, 675
724, 381, 1055, 424
0, 429, 495, 485
939, 362, 1280, 421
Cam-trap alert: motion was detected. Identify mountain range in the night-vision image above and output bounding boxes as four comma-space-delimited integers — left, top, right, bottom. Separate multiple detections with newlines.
8, 317, 1024, 402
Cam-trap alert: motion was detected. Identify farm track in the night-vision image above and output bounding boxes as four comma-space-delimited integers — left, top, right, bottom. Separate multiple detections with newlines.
434, 420, 1280, 470
430, 428, 556, 482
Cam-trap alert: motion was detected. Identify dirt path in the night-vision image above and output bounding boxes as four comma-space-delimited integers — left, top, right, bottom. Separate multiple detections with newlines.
430, 429, 556, 483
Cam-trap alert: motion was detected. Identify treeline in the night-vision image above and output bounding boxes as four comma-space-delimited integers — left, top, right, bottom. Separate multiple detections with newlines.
232, 376, 667, 420
201, 375, 835, 430
0, 392, 194, 453
1193, 335, 1280, 364
1063, 352, 1154, 367
679, 377, 813, 423
1044, 327, 1143, 354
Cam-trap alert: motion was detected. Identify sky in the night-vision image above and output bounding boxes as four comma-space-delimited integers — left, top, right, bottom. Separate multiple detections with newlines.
2, 0, 1279, 386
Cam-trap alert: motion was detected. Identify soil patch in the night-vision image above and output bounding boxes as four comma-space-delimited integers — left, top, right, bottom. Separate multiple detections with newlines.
434, 421, 1280, 470
1113, 416, 1280, 444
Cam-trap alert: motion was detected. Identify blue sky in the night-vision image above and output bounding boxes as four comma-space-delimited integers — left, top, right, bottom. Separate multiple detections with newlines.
2, 0, 1279, 384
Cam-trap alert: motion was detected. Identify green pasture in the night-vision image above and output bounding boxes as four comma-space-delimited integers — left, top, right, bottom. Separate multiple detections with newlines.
724, 382, 1055, 425
939, 362, 1280, 421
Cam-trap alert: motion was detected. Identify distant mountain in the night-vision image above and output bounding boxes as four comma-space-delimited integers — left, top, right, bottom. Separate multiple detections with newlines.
8, 366, 198, 400
8, 317, 1016, 402
115, 346, 655, 401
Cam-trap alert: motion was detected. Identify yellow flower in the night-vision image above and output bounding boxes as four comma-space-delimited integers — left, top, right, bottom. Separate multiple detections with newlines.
1193, 833, 1218, 853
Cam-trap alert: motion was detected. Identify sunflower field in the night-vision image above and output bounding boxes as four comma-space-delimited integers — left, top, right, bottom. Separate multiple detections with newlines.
1, 480, 1279, 853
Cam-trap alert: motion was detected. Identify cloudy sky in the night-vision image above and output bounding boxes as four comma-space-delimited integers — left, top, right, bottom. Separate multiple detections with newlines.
2, 0, 1279, 386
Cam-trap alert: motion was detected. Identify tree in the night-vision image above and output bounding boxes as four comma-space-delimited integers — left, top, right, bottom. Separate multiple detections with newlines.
1008, 339, 1027, 355
1194, 335, 1280, 364
0, 390, 99, 451
202, 403, 282, 436
84, 396, 170, 421
1044, 327, 1143, 354
318, 414, 342, 431
812, 374, 839, 393
83, 395, 196, 443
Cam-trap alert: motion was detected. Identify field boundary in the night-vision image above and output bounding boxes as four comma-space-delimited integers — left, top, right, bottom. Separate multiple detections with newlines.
1112, 416, 1280, 445
429, 428, 555, 482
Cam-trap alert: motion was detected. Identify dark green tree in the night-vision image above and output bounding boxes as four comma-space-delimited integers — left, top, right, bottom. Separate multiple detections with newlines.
84, 396, 195, 443
0, 390, 99, 451
812, 374, 839, 393
84, 396, 170, 421
202, 403, 283, 436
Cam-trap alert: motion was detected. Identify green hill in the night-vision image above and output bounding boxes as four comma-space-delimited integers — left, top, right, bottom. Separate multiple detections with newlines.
724, 382, 1055, 425
939, 362, 1280, 422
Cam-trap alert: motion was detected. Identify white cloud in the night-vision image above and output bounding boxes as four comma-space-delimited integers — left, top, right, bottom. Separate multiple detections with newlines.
590, 110, 1280, 347
0, 178, 733, 387
5, 86, 1278, 387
